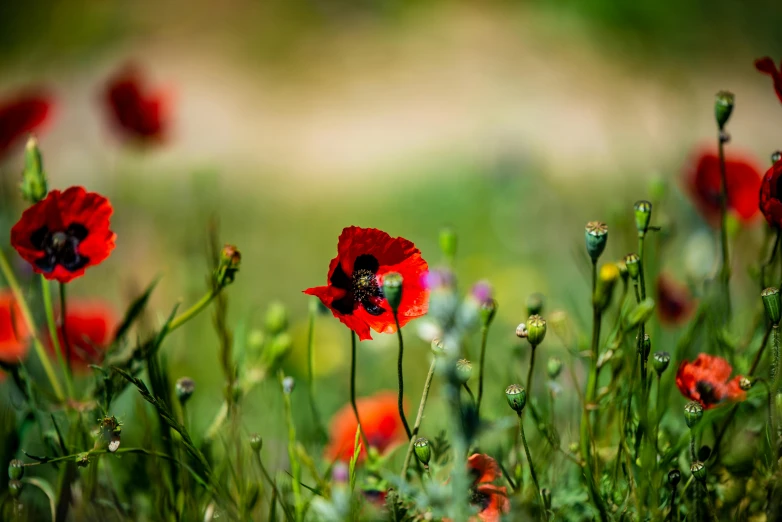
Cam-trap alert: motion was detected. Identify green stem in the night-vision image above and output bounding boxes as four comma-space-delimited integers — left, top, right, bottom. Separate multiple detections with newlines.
761, 229, 781, 290
280, 371, 303, 522
254, 451, 294, 522
717, 131, 732, 320
526, 345, 538, 399
58, 282, 73, 376
463, 383, 476, 404
393, 311, 412, 440
670, 485, 678, 522
476, 325, 489, 416
401, 357, 437, 477
0, 250, 65, 402
41, 277, 74, 398
306, 300, 326, 440
690, 431, 696, 461
349, 331, 371, 452
168, 288, 218, 333
519, 412, 547, 521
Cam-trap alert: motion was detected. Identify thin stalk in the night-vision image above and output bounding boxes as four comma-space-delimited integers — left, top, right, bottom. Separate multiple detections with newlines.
463, 383, 476, 404
168, 288, 218, 333
670, 485, 679, 522
761, 229, 781, 290
393, 311, 412, 440
476, 325, 489, 416
305, 301, 326, 439
0, 250, 64, 401
519, 412, 547, 521
280, 371, 303, 522
349, 331, 371, 451
526, 345, 538, 399
58, 282, 73, 376
717, 131, 732, 320
254, 451, 294, 522
401, 357, 437, 477
654, 374, 662, 454
41, 277, 74, 398
689, 430, 696, 461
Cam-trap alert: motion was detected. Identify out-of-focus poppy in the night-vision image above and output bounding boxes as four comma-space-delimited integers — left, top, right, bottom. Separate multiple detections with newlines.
0, 291, 29, 364
0, 92, 53, 161
104, 64, 170, 144
755, 57, 782, 104
444, 454, 510, 522
49, 301, 117, 370
676, 353, 745, 409
760, 159, 782, 228
655, 273, 696, 327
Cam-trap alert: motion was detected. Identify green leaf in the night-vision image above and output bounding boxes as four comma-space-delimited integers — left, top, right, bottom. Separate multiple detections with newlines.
22, 476, 56, 521
113, 277, 160, 344
349, 425, 362, 494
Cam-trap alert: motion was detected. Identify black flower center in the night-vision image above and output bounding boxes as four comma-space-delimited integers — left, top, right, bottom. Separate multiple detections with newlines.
695, 380, 718, 405
30, 224, 90, 273
330, 254, 386, 316
470, 489, 491, 512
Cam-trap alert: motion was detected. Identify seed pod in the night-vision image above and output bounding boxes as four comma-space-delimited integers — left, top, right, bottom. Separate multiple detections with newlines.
382, 272, 403, 312
652, 351, 670, 375
455, 359, 472, 384
176, 377, 196, 405
585, 222, 608, 263
634, 200, 652, 236
249, 433, 263, 453
505, 384, 527, 413
413, 437, 431, 465
547, 357, 563, 380
8, 459, 23, 481
739, 377, 752, 391
479, 299, 498, 328
624, 253, 640, 281
431, 338, 445, 356
714, 91, 735, 130
684, 401, 704, 429
668, 469, 681, 487
526, 315, 547, 347
691, 460, 707, 481
8, 479, 22, 499
762, 287, 781, 325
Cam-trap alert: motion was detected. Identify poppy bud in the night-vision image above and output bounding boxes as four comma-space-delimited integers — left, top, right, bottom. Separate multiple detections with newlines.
624, 298, 655, 330
431, 338, 445, 356
249, 433, 263, 453
691, 460, 706, 481
652, 351, 670, 375
526, 293, 544, 316
282, 376, 295, 394
641, 334, 651, 358
585, 222, 608, 263
413, 437, 431, 465
516, 323, 528, 338
624, 253, 640, 280
526, 315, 547, 346
455, 359, 472, 384
714, 91, 734, 130
616, 260, 629, 283
439, 227, 457, 260
634, 200, 652, 236
547, 357, 563, 379
8, 459, 23, 481
594, 263, 620, 311
216, 244, 241, 286
264, 301, 288, 335
668, 469, 681, 487
773, 151, 782, 165
8, 479, 22, 499
739, 377, 752, 391
382, 272, 403, 312
762, 287, 781, 325
684, 401, 704, 429
20, 136, 48, 203
505, 384, 527, 413
479, 299, 497, 328
176, 377, 196, 405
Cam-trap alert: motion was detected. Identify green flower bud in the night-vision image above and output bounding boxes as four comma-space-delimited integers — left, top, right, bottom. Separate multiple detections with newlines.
625, 298, 655, 330
684, 401, 704, 429
382, 272, 403, 312
413, 437, 431, 465
616, 260, 629, 283
634, 200, 652, 236
714, 91, 734, 130
691, 460, 706, 481
585, 222, 608, 263
175, 377, 196, 405
8, 459, 23, 481
215, 244, 241, 286
505, 384, 527, 413
526, 315, 547, 346
264, 301, 288, 335
773, 151, 782, 165
249, 433, 263, 453
762, 287, 781, 325
739, 377, 752, 391
594, 263, 620, 311
479, 299, 497, 328
455, 359, 472, 384
526, 292, 544, 316
652, 351, 670, 375
8, 479, 22, 499
439, 227, 457, 260
20, 136, 48, 203
431, 338, 445, 356
624, 253, 640, 280
262, 332, 293, 369
547, 357, 563, 380
668, 469, 681, 487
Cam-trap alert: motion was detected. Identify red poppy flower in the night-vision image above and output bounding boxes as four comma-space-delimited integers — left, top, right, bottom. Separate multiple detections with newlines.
0, 291, 29, 363
325, 391, 407, 462
49, 301, 117, 370
0, 92, 53, 161
104, 64, 170, 144
444, 454, 510, 522
676, 353, 745, 410
760, 159, 782, 228
304, 227, 429, 341
655, 273, 695, 327
10, 186, 116, 283
685, 148, 763, 226
755, 57, 782, 104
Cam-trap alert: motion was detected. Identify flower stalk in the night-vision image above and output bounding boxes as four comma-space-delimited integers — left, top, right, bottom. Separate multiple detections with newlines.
401, 356, 437, 477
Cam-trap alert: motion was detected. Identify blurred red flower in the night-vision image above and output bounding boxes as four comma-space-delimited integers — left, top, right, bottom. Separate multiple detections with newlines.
325, 391, 407, 462
104, 64, 170, 144
655, 273, 695, 327
49, 301, 117, 370
0, 92, 53, 161
0, 291, 29, 364
676, 353, 745, 410
755, 57, 782, 104
444, 454, 510, 522
304, 227, 428, 341
11, 186, 116, 283
685, 149, 762, 226
760, 159, 782, 228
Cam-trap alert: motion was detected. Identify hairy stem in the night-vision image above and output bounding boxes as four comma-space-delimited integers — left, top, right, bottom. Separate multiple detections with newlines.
476, 325, 489, 416
393, 311, 412, 440
401, 357, 437, 477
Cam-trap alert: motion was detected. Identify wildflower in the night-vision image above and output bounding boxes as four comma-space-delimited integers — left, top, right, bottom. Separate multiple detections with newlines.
48, 301, 117, 369
175, 377, 196, 405
424, 267, 456, 291
655, 273, 695, 326
0, 91, 53, 161
104, 64, 170, 144
304, 227, 428, 341
755, 56, 782, 104
685, 148, 762, 226
676, 354, 745, 409
446, 454, 510, 522
11, 187, 116, 283
0, 291, 29, 363
760, 160, 782, 229
324, 391, 406, 462
470, 280, 493, 304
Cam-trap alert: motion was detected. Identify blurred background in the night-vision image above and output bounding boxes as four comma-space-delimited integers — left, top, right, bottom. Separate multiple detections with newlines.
2, 0, 782, 474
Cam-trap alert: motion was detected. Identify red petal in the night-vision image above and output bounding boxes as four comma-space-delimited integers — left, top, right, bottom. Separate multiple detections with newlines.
467, 454, 501, 485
